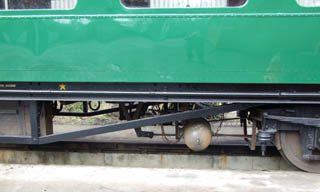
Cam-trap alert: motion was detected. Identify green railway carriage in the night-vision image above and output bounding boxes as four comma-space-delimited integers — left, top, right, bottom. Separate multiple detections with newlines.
0, 0, 319, 83
0, 0, 320, 173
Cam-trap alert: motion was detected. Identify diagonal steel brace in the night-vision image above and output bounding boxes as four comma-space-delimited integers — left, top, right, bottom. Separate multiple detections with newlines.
39, 103, 260, 144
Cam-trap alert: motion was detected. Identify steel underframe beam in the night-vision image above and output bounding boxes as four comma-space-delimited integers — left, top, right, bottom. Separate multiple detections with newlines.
265, 114, 320, 128
0, 136, 33, 144
2, 82, 320, 103
54, 107, 121, 117
37, 103, 260, 144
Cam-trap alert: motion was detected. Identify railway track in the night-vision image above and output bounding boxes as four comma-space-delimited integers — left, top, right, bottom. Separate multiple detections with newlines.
0, 141, 292, 172
0, 141, 281, 157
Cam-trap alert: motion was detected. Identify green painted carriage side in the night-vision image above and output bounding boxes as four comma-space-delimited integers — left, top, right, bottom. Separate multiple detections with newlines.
0, 0, 319, 84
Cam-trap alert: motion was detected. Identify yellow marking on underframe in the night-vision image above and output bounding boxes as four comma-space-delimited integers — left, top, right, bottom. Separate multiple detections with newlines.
5, 84, 16, 88
59, 84, 67, 91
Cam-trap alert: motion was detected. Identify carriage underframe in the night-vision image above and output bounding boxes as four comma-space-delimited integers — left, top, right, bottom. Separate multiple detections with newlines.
0, 82, 319, 172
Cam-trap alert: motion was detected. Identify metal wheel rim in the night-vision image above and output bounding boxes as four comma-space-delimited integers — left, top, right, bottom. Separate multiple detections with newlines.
280, 131, 320, 173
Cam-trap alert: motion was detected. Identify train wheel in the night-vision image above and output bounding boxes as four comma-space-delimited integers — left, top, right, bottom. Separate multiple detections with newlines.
279, 131, 320, 173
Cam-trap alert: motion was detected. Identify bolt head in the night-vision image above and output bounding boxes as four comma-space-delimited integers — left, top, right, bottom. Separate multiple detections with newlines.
308, 145, 314, 150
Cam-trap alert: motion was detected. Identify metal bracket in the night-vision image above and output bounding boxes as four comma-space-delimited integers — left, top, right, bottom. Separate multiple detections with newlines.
29, 101, 40, 144
247, 120, 257, 151
119, 103, 154, 138
316, 128, 320, 150
0, 101, 40, 144
300, 127, 320, 161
